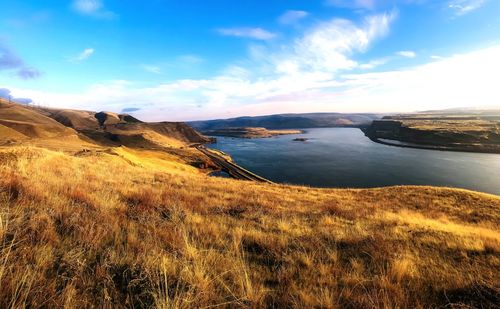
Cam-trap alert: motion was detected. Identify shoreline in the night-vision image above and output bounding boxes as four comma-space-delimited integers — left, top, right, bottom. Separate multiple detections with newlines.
204, 128, 305, 139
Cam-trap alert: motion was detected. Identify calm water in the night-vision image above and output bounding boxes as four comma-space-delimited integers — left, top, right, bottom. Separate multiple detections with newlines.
208, 128, 500, 195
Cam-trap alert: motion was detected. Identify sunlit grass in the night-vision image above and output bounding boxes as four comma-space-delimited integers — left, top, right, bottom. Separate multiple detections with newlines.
0, 145, 498, 307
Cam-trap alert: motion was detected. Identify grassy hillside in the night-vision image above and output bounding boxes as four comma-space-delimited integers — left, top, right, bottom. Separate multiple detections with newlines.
0, 145, 498, 308
0, 99, 77, 141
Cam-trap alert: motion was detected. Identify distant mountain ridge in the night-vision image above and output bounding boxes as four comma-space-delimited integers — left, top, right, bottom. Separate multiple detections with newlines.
189, 113, 381, 131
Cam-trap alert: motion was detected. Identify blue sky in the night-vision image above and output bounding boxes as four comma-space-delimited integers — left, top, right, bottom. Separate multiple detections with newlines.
1, 0, 499, 121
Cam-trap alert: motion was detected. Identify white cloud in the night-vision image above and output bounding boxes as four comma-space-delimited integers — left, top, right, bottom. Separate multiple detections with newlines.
360, 58, 390, 69
217, 27, 276, 40
396, 50, 416, 58
337, 45, 500, 112
141, 65, 162, 74
72, 48, 94, 62
10, 46, 500, 120
448, 0, 487, 15
6, 13, 398, 120
73, 0, 102, 14
288, 12, 396, 73
278, 10, 309, 25
8, 11, 499, 121
72, 0, 116, 19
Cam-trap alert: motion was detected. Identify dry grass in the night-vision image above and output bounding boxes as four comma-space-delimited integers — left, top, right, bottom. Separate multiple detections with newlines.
0, 145, 499, 308
404, 119, 499, 134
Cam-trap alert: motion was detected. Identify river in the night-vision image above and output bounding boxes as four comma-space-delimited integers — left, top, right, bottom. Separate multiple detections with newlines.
207, 128, 500, 195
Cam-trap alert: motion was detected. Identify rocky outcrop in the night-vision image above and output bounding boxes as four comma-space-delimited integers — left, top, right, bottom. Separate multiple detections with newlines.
364, 118, 500, 153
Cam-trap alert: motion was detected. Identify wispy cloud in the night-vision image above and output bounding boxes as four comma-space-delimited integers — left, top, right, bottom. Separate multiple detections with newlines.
360, 58, 390, 69
448, 0, 487, 15
178, 55, 204, 64
17, 67, 42, 79
0, 41, 41, 79
287, 12, 396, 73
217, 27, 277, 40
278, 10, 309, 25
396, 50, 416, 58
72, 0, 117, 19
121, 107, 141, 113
72, 48, 95, 62
141, 65, 162, 74
8, 12, 398, 119
11, 9, 500, 121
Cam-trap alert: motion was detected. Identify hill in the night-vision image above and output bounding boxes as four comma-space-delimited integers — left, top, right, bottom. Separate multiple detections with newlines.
189, 113, 381, 131
34, 107, 102, 130
0, 99, 77, 142
0, 101, 210, 150
0, 102, 498, 308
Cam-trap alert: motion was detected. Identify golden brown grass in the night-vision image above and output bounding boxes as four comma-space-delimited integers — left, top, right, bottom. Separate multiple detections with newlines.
0, 145, 499, 308
404, 119, 499, 134
0, 100, 76, 141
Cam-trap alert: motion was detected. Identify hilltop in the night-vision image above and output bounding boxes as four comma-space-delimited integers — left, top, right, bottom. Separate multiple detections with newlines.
0, 101, 498, 308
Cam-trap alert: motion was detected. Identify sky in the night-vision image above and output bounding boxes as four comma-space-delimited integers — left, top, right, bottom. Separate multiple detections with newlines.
0, 0, 499, 121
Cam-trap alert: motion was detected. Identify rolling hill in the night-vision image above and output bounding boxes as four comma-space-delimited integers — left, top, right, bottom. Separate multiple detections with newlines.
0, 100, 210, 149
0, 98, 78, 144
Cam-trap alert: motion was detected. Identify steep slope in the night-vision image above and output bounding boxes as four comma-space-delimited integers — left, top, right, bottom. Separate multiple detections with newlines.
364, 111, 500, 153
102, 122, 212, 148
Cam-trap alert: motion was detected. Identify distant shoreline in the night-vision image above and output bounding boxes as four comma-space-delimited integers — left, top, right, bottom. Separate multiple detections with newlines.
204, 127, 304, 139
